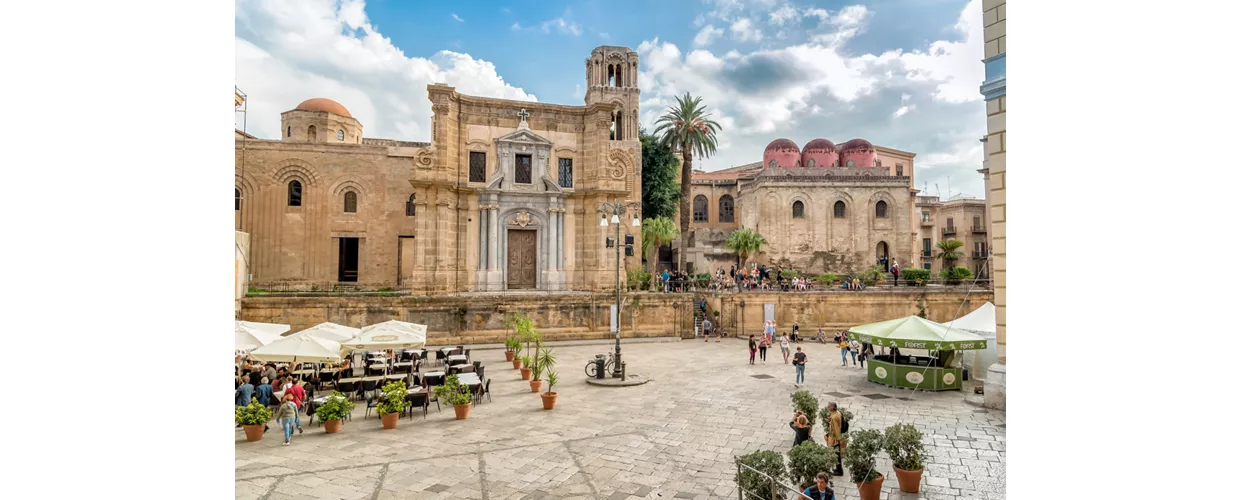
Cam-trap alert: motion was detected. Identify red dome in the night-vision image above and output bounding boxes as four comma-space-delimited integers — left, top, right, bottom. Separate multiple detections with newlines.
764, 138, 800, 153
802, 138, 837, 152
839, 138, 873, 152
295, 98, 352, 118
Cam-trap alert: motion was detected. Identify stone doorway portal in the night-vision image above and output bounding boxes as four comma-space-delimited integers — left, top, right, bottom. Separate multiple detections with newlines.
507, 229, 537, 289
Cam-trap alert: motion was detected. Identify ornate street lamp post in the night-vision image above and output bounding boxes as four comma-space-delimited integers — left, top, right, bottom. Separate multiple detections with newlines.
599, 200, 641, 378
672, 302, 679, 339
739, 300, 745, 339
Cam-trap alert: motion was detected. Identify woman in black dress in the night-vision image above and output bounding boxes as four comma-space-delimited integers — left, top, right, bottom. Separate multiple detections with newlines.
790, 412, 813, 447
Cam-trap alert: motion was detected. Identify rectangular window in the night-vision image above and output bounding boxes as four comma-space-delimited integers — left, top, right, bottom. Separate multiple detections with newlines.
921, 211, 930, 222
896, 165, 904, 177
923, 263, 932, 270
515, 154, 532, 184
922, 238, 932, 256
469, 152, 487, 183
558, 158, 573, 188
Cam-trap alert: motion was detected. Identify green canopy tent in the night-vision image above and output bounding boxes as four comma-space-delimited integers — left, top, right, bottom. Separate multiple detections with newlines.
847, 315, 988, 391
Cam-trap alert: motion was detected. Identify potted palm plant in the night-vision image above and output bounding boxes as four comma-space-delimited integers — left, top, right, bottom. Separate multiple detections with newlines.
316, 391, 355, 434
434, 374, 474, 419
884, 423, 926, 493
376, 381, 409, 430
843, 429, 885, 500
541, 371, 559, 409
235, 398, 272, 442
504, 337, 520, 362
519, 355, 533, 380
530, 345, 556, 393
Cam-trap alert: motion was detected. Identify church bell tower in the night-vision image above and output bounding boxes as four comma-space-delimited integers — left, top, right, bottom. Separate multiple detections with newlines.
585, 46, 640, 141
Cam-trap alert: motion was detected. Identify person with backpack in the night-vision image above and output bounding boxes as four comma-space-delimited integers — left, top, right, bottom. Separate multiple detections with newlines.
891, 262, 900, 287
276, 394, 299, 446
758, 335, 769, 364
825, 402, 845, 476
748, 335, 758, 365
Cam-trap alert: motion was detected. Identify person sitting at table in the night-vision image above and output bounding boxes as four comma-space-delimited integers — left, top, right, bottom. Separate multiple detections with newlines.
255, 377, 274, 406
248, 370, 262, 388
337, 359, 353, 380
235, 377, 254, 407
262, 363, 278, 384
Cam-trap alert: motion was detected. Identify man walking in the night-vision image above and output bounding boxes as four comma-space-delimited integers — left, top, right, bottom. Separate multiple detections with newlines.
793, 346, 807, 386
702, 317, 712, 342
748, 335, 758, 365
825, 402, 844, 476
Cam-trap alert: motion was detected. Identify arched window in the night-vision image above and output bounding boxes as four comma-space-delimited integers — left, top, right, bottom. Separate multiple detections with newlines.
875, 159, 882, 168
875, 200, 888, 218
235, 188, 241, 211
337, 130, 344, 141
343, 191, 357, 213
692, 195, 709, 223
718, 195, 734, 223
846, 159, 856, 167
405, 193, 416, 216
833, 201, 846, 218
792, 201, 805, 218
806, 158, 816, 168
288, 180, 302, 206
286, 126, 291, 137
768, 160, 777, 168
307, 125, 316, 140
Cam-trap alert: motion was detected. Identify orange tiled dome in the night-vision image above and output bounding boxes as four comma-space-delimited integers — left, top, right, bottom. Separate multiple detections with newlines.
295, 98, 352, 118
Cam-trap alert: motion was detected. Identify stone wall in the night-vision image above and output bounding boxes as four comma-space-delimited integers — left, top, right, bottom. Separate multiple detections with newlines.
239, 289, 991, 345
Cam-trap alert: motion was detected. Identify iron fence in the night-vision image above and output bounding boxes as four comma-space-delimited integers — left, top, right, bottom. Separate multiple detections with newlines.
735, 461, 811, 500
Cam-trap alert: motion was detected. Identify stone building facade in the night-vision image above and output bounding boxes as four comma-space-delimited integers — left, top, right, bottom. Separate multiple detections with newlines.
980, 0, 1007, 409
235, 46, 643, 294
915, 195, 989, 277
681, 138, 933, 276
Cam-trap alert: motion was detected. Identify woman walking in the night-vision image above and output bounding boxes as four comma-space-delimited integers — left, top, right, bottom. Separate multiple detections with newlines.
848, 338, 861, 367
837, 335, 850, 366
276, 394, 299, 446
758, 335, 769, 364
780, 333, 791, 364
748, 335, 758, 365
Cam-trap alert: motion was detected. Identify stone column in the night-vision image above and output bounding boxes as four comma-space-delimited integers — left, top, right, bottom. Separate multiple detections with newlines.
488, 206, 499, 271
549, 210, 559, 271
479, 208, 488, 269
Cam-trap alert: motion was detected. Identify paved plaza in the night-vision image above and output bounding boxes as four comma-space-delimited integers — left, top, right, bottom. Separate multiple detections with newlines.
236, 337, 1005, 499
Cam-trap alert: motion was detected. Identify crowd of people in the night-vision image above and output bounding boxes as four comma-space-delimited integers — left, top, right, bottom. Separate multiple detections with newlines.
651, 259, 909, 293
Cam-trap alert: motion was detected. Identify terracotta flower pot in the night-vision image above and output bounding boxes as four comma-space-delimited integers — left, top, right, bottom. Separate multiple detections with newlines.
323, 419, 342, 434
541, 392, 558, 410
381, 412, 399, 429
242, 424, 264, 442
512, 359, 523, 370
856, 473, 885, 500
893, 466, 923, 493
520, 368, 532, 380
504, 351, 515, 362
453, 403, 471, 419
529, 379, 542, 392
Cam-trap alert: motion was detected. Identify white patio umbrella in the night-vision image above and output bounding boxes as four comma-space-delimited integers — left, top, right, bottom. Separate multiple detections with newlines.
946, 302, 998, 380
236, 320, 290, 337
290, 322, 360, 343
342, 320, 428, 351
248, 334, 344, 363
235, 322, 288, 352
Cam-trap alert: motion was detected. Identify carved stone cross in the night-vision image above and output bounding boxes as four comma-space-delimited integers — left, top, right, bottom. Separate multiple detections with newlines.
517, 108, 530, 123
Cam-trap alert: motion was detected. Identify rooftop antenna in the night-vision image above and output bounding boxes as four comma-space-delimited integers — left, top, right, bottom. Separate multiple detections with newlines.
947, 176, 952, 199
935, 183, 940, 197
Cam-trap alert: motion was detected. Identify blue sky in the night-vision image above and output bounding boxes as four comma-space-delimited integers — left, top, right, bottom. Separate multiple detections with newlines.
236, 0, 987, 197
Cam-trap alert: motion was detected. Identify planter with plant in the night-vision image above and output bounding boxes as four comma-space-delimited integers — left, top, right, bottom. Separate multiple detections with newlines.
884, 423, 925, 493
503, 336, 520, 362
519, 355, 533, 380
541, 371, 559, 409
316, 391, 356, 434
843, 429, 885, 500
787, 441, 835, 490
235, 398, 272, 442
790, 390, 819, 427
734, 450, 787, 500
376, 381, 409, 429
529, 345, 556, 393
434, 374, 474, 419
818, 406, 853, 451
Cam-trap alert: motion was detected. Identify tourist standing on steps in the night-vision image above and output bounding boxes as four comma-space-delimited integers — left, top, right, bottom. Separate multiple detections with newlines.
891, 262, 901, 287
825, 402, 845, 476
748, 335, 758, 365
276, 394, 299, 446
793, 347, 807, 386
802, 472, 836, 500
758, 335, 769, 364
780, 333, 791, 363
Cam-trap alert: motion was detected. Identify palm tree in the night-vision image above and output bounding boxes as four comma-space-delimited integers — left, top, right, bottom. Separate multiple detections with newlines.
724, 229, 768, 268
653, 93, 721, 273
935, 239, 964, 268
641, 216, 679, 274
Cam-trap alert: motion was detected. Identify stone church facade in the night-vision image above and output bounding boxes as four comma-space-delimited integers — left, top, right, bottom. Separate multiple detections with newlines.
235, 46, 643, 294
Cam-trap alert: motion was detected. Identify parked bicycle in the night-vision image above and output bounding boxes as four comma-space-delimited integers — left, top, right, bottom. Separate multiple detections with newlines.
584, 353, 616, 378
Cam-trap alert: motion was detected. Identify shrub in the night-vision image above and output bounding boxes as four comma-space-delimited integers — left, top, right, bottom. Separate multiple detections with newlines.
883, 423, 925, 471
788, 441, 835, 488
433, 375, 473, 406
818, 406, 854, 443
860, 265, 885, 286
780, 269, 797, 280
235, 398, 271, 426
790, 390, 820, 427
817, 273, 840, 285
900, 268, 930, 286
734, 450, 787, 500
627, 269, 652, 291
315, 391, 355, 422
939, 266, 974, 284
376, 381, 409, 416
842, 429, 884, 485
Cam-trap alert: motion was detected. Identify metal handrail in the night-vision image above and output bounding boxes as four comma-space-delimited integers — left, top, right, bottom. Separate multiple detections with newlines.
736, 461, 812, 500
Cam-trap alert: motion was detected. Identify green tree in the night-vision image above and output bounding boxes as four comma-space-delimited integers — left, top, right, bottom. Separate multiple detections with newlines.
724, 228, 767, 267
641, 216, 679, 274
639, 128, 681, 221
653, 93, 721, 273
935, 239, 964, 268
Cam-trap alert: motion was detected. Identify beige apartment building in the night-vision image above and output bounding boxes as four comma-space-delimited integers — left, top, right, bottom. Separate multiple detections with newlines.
234, 46, 644, 294
915, 195, 989, 277
979, 0, 1007, 409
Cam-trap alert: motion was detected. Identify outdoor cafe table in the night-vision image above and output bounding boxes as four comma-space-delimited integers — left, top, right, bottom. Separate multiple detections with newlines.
422, 371, 477, 386
447, 354, 468, 364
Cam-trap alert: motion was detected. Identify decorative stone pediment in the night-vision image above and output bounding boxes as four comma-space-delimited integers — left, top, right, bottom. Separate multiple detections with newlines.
495, 128, 553, 147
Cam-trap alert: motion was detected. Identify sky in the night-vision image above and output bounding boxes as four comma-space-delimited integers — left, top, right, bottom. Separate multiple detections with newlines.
236, 0, 987, 198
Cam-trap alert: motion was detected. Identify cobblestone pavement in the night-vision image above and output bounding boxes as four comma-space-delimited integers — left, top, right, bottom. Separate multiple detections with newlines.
236, 338, 1005, 499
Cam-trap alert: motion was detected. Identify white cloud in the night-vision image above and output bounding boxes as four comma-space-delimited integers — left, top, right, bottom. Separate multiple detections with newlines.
724, 50, 741, 59
541, 17, 581, 36
769, 5, 800, 26
234, 0, 535, 141
893, 93, 915, 118
451, 13, 464, 22
599, 32, 610, 39
810, 4, 871, 46
730, 18, 763, 43
693, 25, 724, 47
510, 22, 521, 31
803, 7, 829, 22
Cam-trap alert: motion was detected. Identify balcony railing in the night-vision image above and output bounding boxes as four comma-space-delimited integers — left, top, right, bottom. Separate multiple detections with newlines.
942, 227, 957, 236
971, 226, 987, 233
972, 251, 987, 259
920, 219, 934, 227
